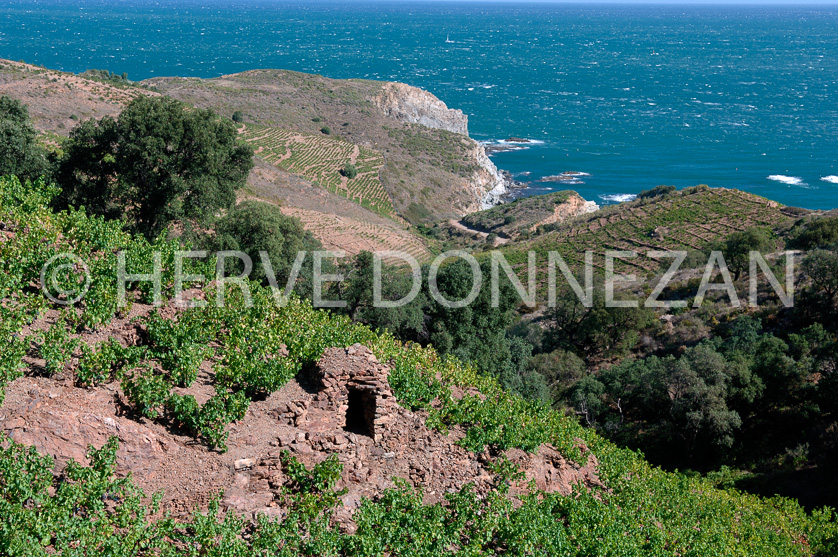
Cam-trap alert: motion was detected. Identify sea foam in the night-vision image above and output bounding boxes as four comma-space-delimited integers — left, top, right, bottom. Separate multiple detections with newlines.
767, 175, 806, 186
821, 175, 838, 184
599, 194, 638, 203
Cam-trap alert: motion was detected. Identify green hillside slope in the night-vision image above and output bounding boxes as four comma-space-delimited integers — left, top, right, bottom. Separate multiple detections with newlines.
498, 186, 798, 275
1, 176, 836, 554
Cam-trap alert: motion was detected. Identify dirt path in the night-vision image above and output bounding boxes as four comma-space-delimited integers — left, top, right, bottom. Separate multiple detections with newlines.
448, 219, 509, 246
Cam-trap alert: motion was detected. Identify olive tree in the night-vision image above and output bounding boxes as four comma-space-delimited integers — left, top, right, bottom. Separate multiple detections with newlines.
0, 96, 49, 181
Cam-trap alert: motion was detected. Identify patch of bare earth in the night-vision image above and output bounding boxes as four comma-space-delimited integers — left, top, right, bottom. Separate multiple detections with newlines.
0, 59, 155, 135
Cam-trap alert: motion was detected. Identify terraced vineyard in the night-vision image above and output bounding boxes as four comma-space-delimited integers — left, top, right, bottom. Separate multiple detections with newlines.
241, 124, 396, 219
280, 206, 431, 263
501, 186, 796, 275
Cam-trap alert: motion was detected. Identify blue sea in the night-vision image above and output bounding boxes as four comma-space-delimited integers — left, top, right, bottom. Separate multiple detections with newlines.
2, 0, 837, 209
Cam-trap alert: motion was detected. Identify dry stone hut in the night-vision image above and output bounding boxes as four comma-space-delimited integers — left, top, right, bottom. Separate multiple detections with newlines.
310, 344, 397, 443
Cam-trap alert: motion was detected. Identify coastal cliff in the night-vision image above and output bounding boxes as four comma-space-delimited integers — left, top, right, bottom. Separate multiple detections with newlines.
373, 82, 469, 136
469, 141, 509, 210
529, 193, 598, 231
374, 81, 509, 211
460, 189, 599, 239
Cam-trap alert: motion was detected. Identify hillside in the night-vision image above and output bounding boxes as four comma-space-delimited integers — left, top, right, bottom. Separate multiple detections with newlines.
4, 57, 838, 553
143, 69, 508, 223
0, 60, 513, 260
0, 60, 153, 132
1, 176, 837, 554
497, 185, 800, 274
461, 190, 599, 238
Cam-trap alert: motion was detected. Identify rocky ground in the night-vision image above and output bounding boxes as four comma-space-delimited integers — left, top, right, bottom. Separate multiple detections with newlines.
1, 298, 601, 528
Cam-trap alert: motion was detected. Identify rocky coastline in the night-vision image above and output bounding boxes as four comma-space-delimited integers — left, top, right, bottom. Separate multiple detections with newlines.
373, 81, 514, 212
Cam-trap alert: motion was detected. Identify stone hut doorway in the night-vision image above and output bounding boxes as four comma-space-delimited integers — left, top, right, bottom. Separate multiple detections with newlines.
345, 387, 376, 437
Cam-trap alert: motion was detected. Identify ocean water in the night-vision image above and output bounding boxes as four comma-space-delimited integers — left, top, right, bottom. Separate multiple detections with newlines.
2, 0, 837, 210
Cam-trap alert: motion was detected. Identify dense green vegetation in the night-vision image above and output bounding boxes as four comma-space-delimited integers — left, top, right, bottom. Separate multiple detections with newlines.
2, 90, 838, 553
342, 162, 358, 179
638, 184, 677, 200
55, 95, 253, 238
330, 251, 549, 402
0, 95, 50, 181
345, 206, 838, 508
206, 199, 322, 287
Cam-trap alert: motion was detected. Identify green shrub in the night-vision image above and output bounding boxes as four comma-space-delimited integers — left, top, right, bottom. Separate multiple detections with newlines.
639, 184, 676, 199
342, 162, 358, 179
36, 312, 78, 377
0, 95, 50, 181
122, 366, 170, 419
56, 96, 253, 238
790, 216, 838, 250
207, 200, 321, 286
320, 126, 331, 135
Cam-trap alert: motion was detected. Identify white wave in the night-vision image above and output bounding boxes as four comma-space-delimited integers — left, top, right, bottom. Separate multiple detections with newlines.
821, 175, 838, 184
490, 138, 545, 145
767, 175, 806, 186
599, 194, 637, 203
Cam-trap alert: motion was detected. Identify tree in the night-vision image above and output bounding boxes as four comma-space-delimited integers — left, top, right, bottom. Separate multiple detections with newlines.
231, 110, 244, 123
57, 96, 253, 238
342, 163, 358, 179
803, 249, 838, 304
638, 185, 676, 199
209, 200, 320, 288
542, 286, 656, 360
335, 251, 425, 339
790, 216, 838, 250
722, 227, 773, 281
529, 348, 585, 399
424, 257, 519, 369
421, 257, 551, 400
0, 95, 49, 181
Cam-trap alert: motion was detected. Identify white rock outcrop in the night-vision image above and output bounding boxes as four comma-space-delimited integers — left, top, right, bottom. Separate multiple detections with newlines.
470, 144, 509, 209
373, 82, 469, 136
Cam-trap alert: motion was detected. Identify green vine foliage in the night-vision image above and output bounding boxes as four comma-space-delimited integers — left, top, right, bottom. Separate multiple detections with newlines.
75, 339, 145, 388
36, 311, 78, 377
